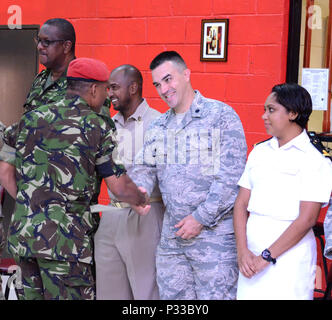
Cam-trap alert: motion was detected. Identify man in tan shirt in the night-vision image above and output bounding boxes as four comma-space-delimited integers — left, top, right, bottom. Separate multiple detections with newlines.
93, 64, 164, 300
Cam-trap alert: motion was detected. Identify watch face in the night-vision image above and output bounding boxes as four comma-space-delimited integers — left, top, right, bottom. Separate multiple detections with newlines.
262, 249, 271, 260
261, 249, 276, 264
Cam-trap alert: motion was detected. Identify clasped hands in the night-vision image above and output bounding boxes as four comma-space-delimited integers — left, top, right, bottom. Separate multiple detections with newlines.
238, 248, 269, 278
131, 186, 151, 216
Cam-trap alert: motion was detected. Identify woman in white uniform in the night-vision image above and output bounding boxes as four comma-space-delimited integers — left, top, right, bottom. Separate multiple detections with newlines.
234, 83, 332, 300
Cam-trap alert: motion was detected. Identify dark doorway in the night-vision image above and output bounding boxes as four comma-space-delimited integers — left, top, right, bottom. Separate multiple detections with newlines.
286, 0, 302, 83
0, 25, 39, 126
0, 25, 39, 258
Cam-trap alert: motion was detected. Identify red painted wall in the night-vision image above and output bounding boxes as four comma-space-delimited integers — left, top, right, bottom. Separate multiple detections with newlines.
2, 1, 330, 298
0, 0, 290, 202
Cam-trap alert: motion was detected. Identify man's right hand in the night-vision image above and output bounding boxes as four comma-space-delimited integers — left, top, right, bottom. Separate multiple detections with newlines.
106, 174, 151, 208
132, 203, 151, 216
131, 186, 151, 216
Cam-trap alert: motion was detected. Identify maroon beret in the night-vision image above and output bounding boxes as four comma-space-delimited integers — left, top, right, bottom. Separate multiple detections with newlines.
67, 57, 110, 82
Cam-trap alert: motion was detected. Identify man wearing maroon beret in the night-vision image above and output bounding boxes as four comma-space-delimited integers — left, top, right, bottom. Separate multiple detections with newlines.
0, 19, 112, 298
0, 58, 150, 300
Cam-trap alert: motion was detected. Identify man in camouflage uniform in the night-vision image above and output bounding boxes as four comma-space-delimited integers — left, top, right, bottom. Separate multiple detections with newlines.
3, 18, 76, 149
0, 18, 111, 289
2, 17, 110, 154
0, 18, 77, 299
131, 51, 247, 299
0, 58, 149, 300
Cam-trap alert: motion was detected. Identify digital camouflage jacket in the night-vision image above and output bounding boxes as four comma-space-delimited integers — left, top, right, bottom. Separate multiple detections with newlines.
131, 90, 247, 243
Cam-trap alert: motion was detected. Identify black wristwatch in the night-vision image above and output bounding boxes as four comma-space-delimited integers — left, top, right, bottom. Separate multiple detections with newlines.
261, 249, 276, 264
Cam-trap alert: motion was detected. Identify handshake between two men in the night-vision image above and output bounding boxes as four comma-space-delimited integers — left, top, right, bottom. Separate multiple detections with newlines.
104, 171, 204, 240
0, 162, 151, 216
104, 173, 151, 216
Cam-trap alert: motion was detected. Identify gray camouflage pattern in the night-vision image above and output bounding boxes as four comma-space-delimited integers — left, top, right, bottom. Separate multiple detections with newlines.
156, 228, 238, 299
131, 90, 247, 299
324, 197, 332, 260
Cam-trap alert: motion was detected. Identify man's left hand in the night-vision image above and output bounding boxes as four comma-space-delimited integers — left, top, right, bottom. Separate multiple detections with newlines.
175, 215, 203, 240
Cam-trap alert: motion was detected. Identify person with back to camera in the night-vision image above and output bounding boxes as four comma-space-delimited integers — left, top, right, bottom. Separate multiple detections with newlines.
0, 58, 150, 300
234, 83, 332, 300
0, 18, 113, 287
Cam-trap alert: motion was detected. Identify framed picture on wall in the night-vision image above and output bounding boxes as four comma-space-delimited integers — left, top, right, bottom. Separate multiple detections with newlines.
200, 19, 229, 62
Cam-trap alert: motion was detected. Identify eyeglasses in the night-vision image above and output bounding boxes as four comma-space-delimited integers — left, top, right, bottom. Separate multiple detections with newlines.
34, 37, 66, 47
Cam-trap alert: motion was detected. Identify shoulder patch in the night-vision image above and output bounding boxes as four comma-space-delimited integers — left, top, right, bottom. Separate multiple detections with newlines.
253, 137, 272, 147
307, 131, 332, 161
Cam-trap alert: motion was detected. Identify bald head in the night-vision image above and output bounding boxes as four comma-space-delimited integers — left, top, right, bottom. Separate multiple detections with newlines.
111, 64, 143, 96
109, 64, 144, 119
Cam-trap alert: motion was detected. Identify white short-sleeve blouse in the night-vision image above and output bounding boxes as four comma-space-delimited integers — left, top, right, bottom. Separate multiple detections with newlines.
238, 130, 332, 221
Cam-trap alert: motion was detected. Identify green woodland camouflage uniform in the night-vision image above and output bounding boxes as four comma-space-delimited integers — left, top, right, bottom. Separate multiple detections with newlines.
2, 68, 111, 204
0, 69, 70, 299
0, 68, 112, 299
3, 68, 111, 154
6, 95, 125, 299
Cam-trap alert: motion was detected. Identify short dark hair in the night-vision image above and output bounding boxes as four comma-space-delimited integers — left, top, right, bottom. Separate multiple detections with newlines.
150, 51, 187, 71
113, 64, 143, 95
67, 79, 92, 93
44, 18, 76, 54
271, 83, 312, 129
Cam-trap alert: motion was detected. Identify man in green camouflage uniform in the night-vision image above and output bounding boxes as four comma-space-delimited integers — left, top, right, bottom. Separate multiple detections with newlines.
21, 18, 110, 117
0, 18, 77, 299
3, 18, 77, 149
1, 17, 110, 204
0, 19, 111, 294
3, 18, 111, 149
0, 58, 149, 300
